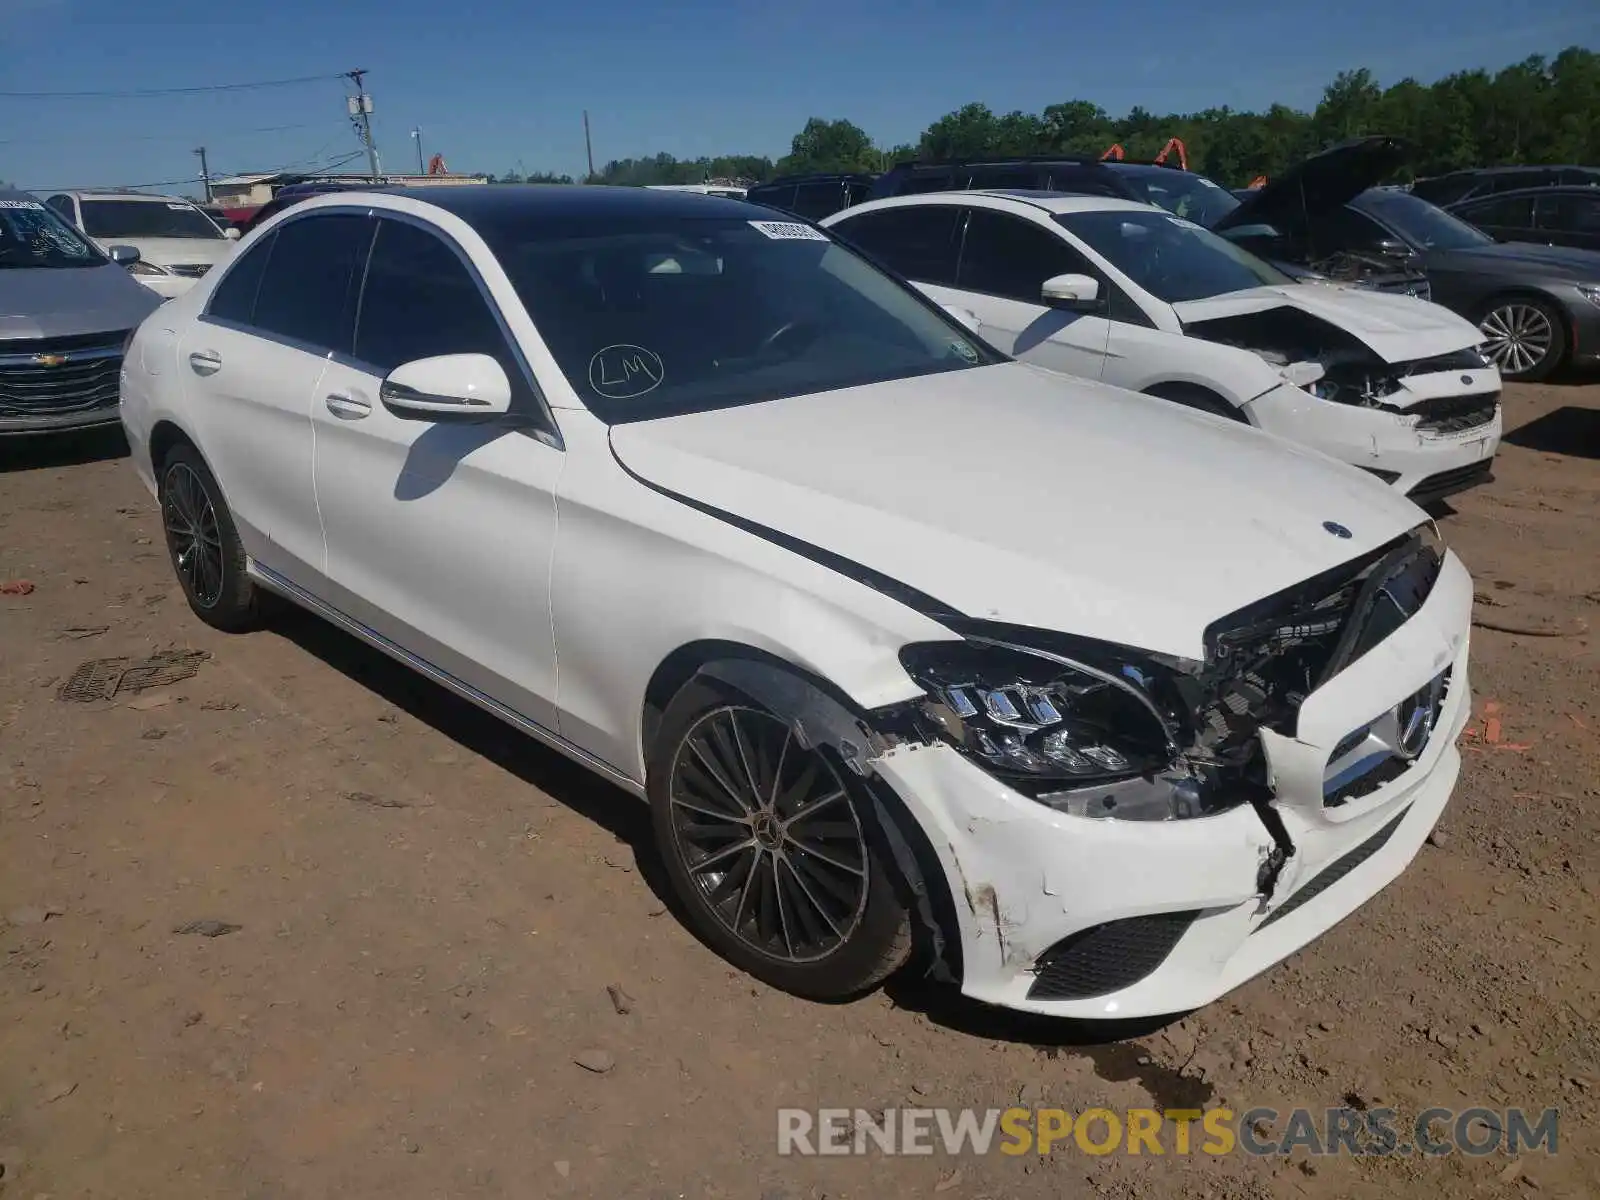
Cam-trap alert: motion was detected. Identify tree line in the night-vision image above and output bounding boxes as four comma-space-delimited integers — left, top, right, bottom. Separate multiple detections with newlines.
490, 46, 1597, 188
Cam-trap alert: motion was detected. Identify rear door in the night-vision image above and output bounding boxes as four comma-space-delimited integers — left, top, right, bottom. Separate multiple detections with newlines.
178, 210, 373, 581
952, 208, 1111, 380
1535, 193, 1600, 251
309, 214, 563, 730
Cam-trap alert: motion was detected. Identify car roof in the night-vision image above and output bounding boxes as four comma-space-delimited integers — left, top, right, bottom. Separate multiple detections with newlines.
54, 190, 201, 203
836, 190, 1159, 218
311, 183, 769, 225
1452, 184, 1600, 203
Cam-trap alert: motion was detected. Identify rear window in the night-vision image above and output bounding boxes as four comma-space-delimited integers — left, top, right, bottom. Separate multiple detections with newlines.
80, 199, 227, 240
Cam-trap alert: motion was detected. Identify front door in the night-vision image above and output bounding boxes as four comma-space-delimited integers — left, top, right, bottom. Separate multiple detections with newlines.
309, 215, 564, 731
950, 208, 1111, 380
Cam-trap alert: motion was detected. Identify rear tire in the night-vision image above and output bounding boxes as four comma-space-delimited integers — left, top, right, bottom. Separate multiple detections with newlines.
158, 442, 265, 632
648, 678, 912, 1001
1478, 295, 1566, 382
1144, 383, 1247, 422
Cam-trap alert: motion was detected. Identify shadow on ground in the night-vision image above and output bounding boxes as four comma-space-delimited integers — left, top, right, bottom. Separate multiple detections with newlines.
0, 427, 128, 473
1503, 404, 1600, 460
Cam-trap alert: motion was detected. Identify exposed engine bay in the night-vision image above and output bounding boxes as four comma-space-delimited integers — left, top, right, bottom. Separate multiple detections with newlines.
1184, 306, 1495, 422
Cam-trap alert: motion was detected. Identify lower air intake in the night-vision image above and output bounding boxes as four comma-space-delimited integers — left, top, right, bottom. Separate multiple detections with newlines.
1027, 910, 1198, 1001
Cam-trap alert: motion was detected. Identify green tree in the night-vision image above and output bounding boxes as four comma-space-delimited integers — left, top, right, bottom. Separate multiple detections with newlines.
776, 118, 877, 175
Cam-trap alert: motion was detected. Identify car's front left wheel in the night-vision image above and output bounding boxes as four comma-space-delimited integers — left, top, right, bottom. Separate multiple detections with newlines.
649, 678, 913, 1001
158, 442, 266, 632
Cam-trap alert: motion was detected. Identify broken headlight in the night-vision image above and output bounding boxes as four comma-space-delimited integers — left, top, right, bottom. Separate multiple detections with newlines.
899, 638, 1228, 820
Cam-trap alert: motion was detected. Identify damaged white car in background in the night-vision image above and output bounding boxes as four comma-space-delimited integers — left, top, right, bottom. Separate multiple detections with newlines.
825, 192, 1502, 506
122, 186, 1474, 1020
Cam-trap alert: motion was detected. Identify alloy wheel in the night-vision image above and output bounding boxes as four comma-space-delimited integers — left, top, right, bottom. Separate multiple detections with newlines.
667, 706, 869, 963
1479, 303, 1553, 376
162, 462, 225, 609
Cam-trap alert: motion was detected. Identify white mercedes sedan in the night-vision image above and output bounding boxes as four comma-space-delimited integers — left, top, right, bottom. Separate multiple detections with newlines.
824, 191, 1502, 506
120, 186, 1473, 1019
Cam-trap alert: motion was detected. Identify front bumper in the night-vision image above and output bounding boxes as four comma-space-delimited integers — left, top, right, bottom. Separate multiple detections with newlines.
1244, 376, 1501, 499
1568, 295, 1600, 366
0, 403, 124, 437
873, 551, 1474, 1019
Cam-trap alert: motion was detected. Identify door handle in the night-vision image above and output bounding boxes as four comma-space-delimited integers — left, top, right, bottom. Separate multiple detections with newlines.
188, 349, 222, 376
325, 393, 373, 420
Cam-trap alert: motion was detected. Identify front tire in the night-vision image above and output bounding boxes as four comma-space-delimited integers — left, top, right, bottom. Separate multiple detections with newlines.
1479, 296, 1566, 382
648, 679, 912, 1001
158, 443, 265, 632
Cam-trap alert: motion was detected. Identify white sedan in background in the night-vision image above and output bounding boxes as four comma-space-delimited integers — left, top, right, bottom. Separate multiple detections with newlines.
44, 189, 239, 299
825, 192, 1502, 506
120, 186, 1471, 1019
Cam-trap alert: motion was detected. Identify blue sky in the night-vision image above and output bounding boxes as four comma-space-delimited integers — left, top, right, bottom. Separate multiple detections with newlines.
3, 0, 1597, 195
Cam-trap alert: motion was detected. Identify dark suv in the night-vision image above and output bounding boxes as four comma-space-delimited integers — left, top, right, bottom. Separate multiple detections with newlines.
869, 156, 1242, 226
1447, 185, 1600, 253
744, 174, 877, 220
1410, 165, 1600, 208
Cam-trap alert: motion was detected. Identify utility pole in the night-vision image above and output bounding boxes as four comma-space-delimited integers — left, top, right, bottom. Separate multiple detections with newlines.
411, 127, 424, 175
193, 146, 211, 201
344, 68, 381, 180
583, 110, 595, 182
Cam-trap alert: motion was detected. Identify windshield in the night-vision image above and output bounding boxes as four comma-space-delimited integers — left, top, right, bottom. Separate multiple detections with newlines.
1102, 165, 1241, 226
81, 198, 226, 240
1354, 190, 1493, 251
0, 197, 106, 269
479, 214, 996, 421
1056, 209, 1293, 302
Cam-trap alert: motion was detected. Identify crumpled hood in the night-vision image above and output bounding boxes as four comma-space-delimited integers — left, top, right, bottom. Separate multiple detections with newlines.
610, 363, 1427, 659
0, 261, 162, 341
1172, 283, 1482, 362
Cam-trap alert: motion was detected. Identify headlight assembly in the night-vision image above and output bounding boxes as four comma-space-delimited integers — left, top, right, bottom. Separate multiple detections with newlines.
1578, 284, 1600, 309
126, 260, 171, 277
898, 638, 1225, 821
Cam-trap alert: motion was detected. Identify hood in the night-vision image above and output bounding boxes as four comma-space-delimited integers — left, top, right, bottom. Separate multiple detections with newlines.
0, 260, 162, 341
92, 236, 233, 268
609, 364, 1426, 660
1430, 240, 1600, 280
1172, 283, 1481, 362
1214, 136, 1408, 233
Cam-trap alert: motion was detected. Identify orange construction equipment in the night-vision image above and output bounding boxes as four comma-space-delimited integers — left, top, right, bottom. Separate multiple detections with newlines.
1100, 137, 1188, 171
1247, 175, 1268, 189
427, 152, 448, 175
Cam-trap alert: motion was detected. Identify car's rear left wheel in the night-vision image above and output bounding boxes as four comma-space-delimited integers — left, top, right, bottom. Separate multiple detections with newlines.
649, 679, 912, 1001
159, 443, 265, 632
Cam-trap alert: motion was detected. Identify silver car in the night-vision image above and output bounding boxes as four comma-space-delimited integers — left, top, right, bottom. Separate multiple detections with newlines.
1, 189, 161, 437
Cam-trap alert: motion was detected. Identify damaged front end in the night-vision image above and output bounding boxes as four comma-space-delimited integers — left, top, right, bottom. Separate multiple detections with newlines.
889, 524, 1445, 891
1186, 306, 1496, 424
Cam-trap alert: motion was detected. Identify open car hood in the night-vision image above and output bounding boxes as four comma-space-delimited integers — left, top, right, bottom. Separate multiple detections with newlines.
609, 363, 1426, 660
1173, 283, 1483, 363
1213, 136, 1410, 233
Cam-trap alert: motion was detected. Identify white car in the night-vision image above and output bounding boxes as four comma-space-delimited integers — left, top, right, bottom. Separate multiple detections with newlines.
44, 190, 239, 299
824, 192, 1503, 506
120, 187, 1472, 1019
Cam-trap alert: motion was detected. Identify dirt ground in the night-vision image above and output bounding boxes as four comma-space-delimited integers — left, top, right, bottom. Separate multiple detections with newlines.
2, 380, 1597, 1200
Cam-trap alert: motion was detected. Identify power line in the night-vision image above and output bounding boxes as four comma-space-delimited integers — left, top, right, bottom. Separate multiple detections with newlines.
0, 123, 327, 146
19, 149, 371, 195
0, 73, 343, 99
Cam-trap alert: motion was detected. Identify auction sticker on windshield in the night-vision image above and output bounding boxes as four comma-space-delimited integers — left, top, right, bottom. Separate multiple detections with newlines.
749, 221, 830, 242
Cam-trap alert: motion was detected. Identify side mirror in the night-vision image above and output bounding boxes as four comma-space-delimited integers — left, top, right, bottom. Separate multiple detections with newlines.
1041, 272, 1101, 311
940, 303, 982, 334
224, 227, 241, 241
379, 353, 512, 421
1375, 237, 1414, 259
107, 244, 141, 265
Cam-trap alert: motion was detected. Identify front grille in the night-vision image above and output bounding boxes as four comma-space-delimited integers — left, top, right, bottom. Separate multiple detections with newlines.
0, 334, 126, 417
167, 263, 213, 278
1256, 808, 1408, 930
1411, 392, 1499, 435
1027, 910, 1198, 1001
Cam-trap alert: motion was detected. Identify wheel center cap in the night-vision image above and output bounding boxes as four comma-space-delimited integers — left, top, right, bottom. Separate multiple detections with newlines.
751, 811, 783, 850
